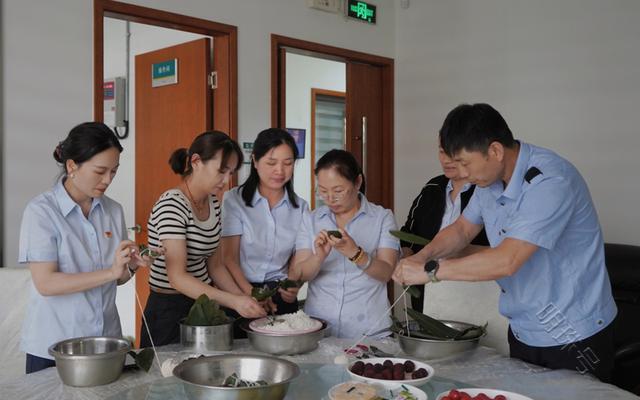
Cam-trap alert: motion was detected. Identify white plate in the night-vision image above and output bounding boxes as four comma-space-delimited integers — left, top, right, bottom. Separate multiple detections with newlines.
346, 357, 434, 388
249, 316, 323, 335
435, 388, 534, 400
329, 381, 427, 400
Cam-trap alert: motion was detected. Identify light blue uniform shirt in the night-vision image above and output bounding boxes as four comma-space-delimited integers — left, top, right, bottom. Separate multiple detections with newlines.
296, 194, 399, 339
462, 142, 617, 347
222, 187, 309, 283
18, 180, 125, 359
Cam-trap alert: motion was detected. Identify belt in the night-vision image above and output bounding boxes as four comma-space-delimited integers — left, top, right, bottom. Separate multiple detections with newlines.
150, 286, 181, 295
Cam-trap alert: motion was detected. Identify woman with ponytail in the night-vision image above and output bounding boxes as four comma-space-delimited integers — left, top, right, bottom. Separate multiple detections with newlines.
141, 131, 265, 347
19, 122, 148, 373
290, 150, 399, 339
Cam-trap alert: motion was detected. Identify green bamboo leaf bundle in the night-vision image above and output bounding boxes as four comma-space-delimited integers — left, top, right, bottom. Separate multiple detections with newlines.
184, 294, 230, 326
389, 230, 430, 246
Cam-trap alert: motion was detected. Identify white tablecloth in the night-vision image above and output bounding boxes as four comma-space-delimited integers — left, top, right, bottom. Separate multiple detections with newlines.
1, 337, 637, 400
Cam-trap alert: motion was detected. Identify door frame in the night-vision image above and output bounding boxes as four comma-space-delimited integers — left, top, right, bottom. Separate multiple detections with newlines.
310, 88, 346, 210
94, 0, 239, 346
93, 0, 238, 141
270, 34, 394, 210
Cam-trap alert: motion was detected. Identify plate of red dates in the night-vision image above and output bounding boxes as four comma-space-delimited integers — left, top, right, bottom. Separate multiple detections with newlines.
347, 357, 434, 388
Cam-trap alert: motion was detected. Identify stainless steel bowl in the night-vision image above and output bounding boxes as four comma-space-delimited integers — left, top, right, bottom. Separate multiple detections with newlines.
241, 318, 329, 355
397, 320, 485, 360
173, 354, 300, 400
48, 336, 130, 387
180, 319, 234, 352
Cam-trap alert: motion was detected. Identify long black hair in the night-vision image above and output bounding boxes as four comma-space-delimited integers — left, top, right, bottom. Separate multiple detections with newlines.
168, 131, 243, 176
314, 149, 366, 195
53, 122, 123, 178
239, 128, 300, 208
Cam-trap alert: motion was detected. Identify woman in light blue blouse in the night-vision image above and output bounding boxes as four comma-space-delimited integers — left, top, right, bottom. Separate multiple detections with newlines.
222, 128, 309, 315
291, 150, 399, 338
18, 123, 146, 374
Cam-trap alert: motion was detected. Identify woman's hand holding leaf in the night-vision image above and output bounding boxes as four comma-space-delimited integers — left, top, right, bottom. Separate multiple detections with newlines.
233, 294, 267, 318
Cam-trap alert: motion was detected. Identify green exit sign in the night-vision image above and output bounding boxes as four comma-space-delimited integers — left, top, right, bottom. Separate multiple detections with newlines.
347, 0, 376, 24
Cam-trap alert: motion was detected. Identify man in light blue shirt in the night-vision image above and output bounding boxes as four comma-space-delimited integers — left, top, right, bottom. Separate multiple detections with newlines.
393, 103, 616, 382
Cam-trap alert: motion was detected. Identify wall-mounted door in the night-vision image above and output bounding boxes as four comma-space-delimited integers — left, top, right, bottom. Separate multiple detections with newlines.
134, 38, 212, 348
272, 35, 394, 211
272, 35, 395, 301
346, 62, 383, 206
95, 0, 238, 347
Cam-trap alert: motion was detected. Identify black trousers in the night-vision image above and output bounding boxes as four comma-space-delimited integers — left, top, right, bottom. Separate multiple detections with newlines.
508, 321, 615, 382
140, 291, 194, 348
26, 353, 56, 374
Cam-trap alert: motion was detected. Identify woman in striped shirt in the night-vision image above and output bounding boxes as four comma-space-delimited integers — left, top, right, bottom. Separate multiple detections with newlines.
140, 131, 265, 347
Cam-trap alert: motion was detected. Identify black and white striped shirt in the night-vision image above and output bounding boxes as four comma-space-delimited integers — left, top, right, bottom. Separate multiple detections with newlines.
147, 189, 221, 290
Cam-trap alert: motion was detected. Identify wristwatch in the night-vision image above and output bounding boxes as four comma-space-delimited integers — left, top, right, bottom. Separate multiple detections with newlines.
424, 259, 440, 283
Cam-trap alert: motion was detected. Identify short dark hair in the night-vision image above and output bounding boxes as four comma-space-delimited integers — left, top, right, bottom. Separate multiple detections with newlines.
239, 128, 300, 208
439, 103, 515, 156
53, 122, 123, 177
169, 131, 242, 176
314, 149, 366, 195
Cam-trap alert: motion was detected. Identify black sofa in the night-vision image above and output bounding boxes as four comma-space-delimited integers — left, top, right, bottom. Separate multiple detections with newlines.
605, 243, 640, 394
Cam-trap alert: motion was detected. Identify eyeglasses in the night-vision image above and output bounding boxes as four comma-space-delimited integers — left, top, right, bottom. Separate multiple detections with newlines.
315, 188, 348, 203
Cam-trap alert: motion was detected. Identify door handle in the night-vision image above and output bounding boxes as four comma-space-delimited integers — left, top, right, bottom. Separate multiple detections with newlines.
361, 116, 368, 175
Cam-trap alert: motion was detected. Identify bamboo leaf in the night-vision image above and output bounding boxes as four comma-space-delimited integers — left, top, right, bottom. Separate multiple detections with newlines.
251, 285, 278, 301
406, 308, 462, 339
128, 348, 154, 372
184, 294, 229, 326
278, 279, 303, 290
389, 230, 430, 246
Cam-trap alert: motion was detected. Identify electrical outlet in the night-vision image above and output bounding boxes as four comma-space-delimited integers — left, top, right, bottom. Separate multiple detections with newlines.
307, 0, 342, 14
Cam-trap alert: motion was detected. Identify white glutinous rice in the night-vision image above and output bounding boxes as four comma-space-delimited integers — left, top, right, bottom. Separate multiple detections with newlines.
262, 310, 317, 332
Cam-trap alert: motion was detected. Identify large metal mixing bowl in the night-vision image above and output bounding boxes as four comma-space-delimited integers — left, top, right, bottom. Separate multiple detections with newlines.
240, 318, 329, 355
48, 336, 130, 387
173, 354, 300, 400
397, 320, 485, 359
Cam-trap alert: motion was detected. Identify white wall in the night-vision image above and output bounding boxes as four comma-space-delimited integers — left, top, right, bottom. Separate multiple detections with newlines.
285, 53, 346, 206
394, 0, 640, 246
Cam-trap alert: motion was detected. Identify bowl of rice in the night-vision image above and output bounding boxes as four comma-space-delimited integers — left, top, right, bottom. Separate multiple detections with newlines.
241, 311, 328, 355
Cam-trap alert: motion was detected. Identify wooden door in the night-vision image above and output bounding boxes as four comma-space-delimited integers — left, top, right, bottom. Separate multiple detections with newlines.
346, 62, 383, 206
134, 38, 212, 347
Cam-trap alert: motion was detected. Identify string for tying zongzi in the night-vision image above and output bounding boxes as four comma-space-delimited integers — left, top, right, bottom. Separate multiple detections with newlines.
343, 284, 412, 355
128, 268, 163, 373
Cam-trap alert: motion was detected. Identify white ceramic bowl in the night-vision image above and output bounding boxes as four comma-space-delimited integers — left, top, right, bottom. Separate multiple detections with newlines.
329, 381, 427, 400
346, 357, 434, 388
435, 388, 534, 400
